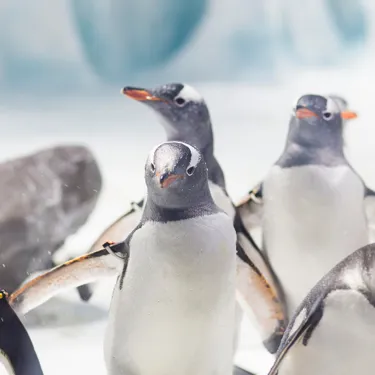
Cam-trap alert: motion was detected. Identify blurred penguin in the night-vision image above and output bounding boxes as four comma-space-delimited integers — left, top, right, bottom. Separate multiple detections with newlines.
237, 94, 375, 319
268, 243, 375, 375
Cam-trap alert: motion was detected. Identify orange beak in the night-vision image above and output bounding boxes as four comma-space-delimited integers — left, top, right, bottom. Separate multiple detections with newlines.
158, 173, 184, 188
341, 111, 358, 120
296, 108, 318, 119
121, 87, 162, 102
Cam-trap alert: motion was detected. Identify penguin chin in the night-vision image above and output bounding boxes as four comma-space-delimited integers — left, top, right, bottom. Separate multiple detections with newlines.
148, 186, 188, 209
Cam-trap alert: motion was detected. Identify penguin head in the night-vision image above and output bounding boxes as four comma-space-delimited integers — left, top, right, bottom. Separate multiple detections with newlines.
327, 94, 348, 112
289, 94, 357, 149
145, 141, 210, 209
122, 83, 212, 150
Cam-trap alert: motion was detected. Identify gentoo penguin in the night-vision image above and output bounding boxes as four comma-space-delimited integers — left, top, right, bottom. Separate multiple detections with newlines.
107, 141, 237, 375
0, 289, 44, 375
237, 94, 370, 318
70, 83, 287, 353
268, 242, 375, 375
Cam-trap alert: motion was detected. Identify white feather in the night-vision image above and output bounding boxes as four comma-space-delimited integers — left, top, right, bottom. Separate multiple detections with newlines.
278, 289, 375, 375
325, 96, 340, 114
177, 84, 203, 102
263, 165, 368, 316
341, 267, 367, 290
208, 181, 236, 219
289, 308, 307, 337
104, 213, 237, 375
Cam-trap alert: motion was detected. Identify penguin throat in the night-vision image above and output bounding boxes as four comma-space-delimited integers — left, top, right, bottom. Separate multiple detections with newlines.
279, 141, 346, 167
157, 116, 224, 188
143, 188, 217, 222
158, 115, 213, 155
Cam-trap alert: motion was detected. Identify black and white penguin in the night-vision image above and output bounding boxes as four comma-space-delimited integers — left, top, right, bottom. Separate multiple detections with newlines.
10, 85, 286, 363
237, 94, 373, 318
70, 83, 286, 353
102, 141, 237, 375
268, 242, 375, 375
0, 289, 43, 375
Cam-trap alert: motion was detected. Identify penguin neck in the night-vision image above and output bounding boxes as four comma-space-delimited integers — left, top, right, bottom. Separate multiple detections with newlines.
278, 139, 346, 168
165, 128, 214, 162
165, 124, 226, 189
142, 188, 218, 223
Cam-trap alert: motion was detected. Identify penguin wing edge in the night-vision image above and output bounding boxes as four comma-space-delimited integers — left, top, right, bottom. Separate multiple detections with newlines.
76, 199, 144, 302
267, 299, 323, 375
87, 199, 144, 254
236, 182, 263, 230
236, 240, 287, 354
9, 242, 126, 315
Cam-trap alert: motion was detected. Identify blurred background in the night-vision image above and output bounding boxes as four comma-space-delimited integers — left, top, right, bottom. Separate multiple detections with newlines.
1, 1, 375, 374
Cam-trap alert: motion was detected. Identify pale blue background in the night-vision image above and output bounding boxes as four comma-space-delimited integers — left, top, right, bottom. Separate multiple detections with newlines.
0, 0, 369, 94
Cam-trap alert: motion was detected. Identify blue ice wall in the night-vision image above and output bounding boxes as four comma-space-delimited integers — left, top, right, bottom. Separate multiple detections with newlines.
0, 0, 369, 92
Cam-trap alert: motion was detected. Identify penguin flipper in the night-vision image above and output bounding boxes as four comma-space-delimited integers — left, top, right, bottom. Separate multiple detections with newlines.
76, 199, 144, 302
235, 240, 287, 354
0, 290, 44, 375
9, 242, 126, 315
267, 299, 323, 375
236, 182, 263, 230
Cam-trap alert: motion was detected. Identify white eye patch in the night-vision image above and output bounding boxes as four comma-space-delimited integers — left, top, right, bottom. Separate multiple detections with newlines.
327, 95, 347, 111
148, 144, 160, 165
324, 96, 340, 114
176, 84, 203, 103
179, 141, 201, 169
148, 141, 201, 170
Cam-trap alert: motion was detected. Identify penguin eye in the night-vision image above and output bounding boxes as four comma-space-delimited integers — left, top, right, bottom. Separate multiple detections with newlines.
150, 163, 156, 173
323, 111, 333, 120
174, 97, 186, 107
186, 166, 195, 176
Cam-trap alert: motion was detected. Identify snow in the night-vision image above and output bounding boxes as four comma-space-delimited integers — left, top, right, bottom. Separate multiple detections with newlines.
0, 78, 374, 374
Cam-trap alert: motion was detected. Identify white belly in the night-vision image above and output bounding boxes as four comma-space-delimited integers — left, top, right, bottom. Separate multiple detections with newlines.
104, 213, 237, 375
208, 181, 245, 351
263, 165, 368, 316
209, 181, 236, 219
279, 290, 375, 375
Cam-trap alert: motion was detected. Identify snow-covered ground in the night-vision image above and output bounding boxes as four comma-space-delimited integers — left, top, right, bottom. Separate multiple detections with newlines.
1, 78, 375, 374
